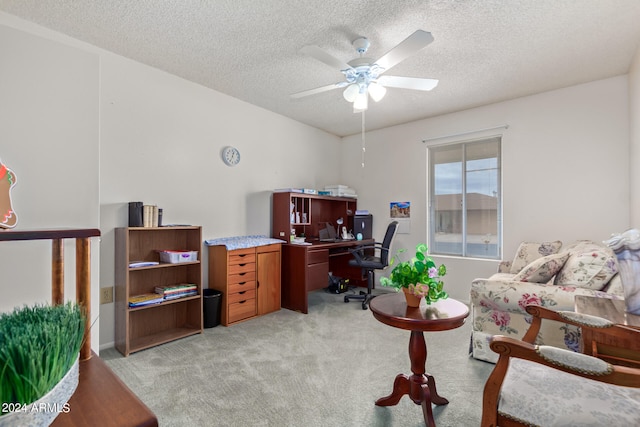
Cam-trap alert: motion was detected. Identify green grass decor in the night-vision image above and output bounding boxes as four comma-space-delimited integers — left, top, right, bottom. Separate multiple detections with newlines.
0, 303, 85, 411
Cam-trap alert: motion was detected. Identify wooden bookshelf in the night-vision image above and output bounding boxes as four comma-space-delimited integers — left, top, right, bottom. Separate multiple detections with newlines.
115, 226, 203, 356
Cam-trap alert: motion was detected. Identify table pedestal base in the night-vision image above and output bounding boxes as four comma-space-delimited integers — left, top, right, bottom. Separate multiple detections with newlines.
375, 331, 448, 426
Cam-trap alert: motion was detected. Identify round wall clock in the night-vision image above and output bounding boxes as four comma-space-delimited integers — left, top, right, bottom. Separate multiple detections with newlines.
221, 146, 240, 166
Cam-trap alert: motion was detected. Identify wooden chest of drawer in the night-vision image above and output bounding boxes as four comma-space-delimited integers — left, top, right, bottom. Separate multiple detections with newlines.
208, 243, 281, 326
229, 262, 256, 275
227, 288, 256, 304
229, 248, 256, 264
229, 280, 256, 295
228, 298, 257, 323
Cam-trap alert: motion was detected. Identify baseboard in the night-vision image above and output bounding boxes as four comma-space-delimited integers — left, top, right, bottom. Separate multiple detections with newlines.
99, 341, 115, 352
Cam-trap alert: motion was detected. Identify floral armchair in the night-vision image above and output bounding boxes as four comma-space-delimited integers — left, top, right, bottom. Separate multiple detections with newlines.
470, 240, 624, 363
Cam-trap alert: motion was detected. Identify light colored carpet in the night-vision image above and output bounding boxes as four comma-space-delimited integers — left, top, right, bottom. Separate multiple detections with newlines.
102, 289, 494, 426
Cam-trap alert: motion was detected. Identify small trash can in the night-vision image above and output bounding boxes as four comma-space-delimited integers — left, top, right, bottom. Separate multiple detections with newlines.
203, 288, 222, 328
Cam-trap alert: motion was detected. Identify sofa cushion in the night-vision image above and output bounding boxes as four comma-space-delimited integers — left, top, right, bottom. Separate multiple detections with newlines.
513, 252, 570, 283
510, 241, 563, 274
554, 241, 618, 290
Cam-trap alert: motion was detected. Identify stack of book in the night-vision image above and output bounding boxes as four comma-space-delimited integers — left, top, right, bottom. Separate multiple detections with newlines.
155, 284, 198, 300
129, 202, 162, 227
129, 293, 164, 308
143, 205, 160, 227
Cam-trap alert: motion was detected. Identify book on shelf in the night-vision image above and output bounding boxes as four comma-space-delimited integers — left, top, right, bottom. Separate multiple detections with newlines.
155, 284, 198, 300
274, 188, 303, 193
129, 260, 160, 268
274, 188, 317, 194
129, 293, 164, 307
142, 205, 159, 227
163, 291, 198, 300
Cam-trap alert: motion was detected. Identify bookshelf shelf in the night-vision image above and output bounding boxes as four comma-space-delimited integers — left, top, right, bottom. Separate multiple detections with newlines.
128, 260, 200, 271
129, 327, 201, 354
115, 226, 203, 356
127, 294, 201, 312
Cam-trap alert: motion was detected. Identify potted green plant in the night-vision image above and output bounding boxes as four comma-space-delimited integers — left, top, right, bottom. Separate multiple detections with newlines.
0, 302, 85, 426
380, 243, 448, 306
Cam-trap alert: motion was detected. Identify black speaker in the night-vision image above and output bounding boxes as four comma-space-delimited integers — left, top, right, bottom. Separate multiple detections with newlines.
353, 214, 372, 239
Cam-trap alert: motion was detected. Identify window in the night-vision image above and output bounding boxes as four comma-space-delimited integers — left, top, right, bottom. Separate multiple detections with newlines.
428, 137, 501, 259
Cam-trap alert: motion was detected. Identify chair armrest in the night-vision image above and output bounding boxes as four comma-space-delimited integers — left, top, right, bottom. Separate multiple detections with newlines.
348, 243, 385, 261
489, 335, 640, 386
521, 305, 635, 344
348, 243, 382, 252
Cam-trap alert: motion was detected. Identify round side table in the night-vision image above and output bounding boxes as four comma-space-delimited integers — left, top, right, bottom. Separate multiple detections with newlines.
369, 293, 469, 427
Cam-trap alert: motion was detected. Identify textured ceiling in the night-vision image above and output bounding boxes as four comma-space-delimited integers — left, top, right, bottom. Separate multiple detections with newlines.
1, 0, 640, 137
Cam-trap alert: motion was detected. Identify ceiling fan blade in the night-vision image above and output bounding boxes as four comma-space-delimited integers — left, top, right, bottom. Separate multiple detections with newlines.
300, 45, 354, 71
374, 30, 434, 73
290, 82, 345, 99
377, 75, 438, 91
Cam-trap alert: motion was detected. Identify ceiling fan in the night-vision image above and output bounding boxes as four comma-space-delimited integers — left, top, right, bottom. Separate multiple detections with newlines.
291, 30, 439, 112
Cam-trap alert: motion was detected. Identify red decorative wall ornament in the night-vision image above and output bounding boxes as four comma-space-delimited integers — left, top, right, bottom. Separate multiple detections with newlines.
0, 158, 18, 229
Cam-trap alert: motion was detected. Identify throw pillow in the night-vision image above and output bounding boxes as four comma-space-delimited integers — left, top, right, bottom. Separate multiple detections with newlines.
510, 241, 563, 274
554, 242, 618, 290
513, 252, 570, 283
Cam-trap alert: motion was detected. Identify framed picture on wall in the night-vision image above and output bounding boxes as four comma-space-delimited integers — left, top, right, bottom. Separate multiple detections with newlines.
390, 201, 410, 218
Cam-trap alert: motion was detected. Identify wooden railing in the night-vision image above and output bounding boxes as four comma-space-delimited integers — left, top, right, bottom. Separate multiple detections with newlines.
0, 228, 101, 360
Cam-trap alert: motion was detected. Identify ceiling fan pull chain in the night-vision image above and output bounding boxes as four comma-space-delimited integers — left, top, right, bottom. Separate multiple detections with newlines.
361, 110, 366, 168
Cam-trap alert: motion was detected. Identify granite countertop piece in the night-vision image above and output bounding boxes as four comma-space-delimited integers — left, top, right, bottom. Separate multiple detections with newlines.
204, 235, 286, 250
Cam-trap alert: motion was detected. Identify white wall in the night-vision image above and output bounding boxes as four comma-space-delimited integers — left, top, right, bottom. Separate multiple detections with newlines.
630, 43, 640, 225
341, 76, 630, 303
98, 52, 341, 348
0, 13, 341, 350
0, 18, 101, 351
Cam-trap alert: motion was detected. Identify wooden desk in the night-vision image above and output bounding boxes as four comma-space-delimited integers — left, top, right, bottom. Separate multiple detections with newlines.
575, 295, 640, 367
369, 294, 469, 427
281, 239, 374, 313
52, 352, 157, 426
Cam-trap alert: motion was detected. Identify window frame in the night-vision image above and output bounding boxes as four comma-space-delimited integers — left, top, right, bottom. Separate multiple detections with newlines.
428, 137, 502, 259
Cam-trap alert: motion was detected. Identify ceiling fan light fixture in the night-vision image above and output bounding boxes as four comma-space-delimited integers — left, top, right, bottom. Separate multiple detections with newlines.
353, 91, 368, 111
294, 30, 438, 115
368, 82, 387, 102
343, 83, 359, 102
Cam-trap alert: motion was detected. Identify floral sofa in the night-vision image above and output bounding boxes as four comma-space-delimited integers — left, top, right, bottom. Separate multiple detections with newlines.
470, 240, 624, 363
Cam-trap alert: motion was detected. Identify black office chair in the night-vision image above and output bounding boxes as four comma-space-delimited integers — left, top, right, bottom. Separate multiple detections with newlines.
344, 221, 398, 310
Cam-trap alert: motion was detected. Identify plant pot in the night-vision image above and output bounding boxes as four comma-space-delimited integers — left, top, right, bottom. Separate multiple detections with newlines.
0, 356, 79, 427
402, 287, 422, 307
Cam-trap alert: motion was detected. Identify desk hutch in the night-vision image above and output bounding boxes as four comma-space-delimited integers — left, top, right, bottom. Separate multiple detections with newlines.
272, 192, 372, 313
